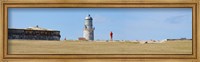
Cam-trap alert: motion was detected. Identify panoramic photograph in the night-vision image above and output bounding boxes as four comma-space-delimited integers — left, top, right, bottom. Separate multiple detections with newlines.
8, 8, 192, 54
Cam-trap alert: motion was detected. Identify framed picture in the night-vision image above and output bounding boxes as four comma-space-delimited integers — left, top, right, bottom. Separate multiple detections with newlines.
0, 0, 199, 62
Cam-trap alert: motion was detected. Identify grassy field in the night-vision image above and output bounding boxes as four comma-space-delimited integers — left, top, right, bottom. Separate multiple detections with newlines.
8, 40, 192, 54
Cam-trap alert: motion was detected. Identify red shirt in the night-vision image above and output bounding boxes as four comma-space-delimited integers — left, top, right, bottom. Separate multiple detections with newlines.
110, 32, 113, 37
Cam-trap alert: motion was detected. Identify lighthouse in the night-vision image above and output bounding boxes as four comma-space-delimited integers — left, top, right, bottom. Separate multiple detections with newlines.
83, 14, 95, 41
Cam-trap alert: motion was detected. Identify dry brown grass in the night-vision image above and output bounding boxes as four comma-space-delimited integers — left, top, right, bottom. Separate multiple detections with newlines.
8, 40, 192, 54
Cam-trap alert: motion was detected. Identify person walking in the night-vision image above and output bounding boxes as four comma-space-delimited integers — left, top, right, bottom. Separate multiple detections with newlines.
110, 31, 113, 41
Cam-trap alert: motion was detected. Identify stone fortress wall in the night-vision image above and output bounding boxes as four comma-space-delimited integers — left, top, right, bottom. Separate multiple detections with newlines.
8, 26, 61, 40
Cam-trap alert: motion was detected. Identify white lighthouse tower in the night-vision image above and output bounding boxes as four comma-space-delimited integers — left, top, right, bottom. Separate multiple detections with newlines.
83, 14, 95, 41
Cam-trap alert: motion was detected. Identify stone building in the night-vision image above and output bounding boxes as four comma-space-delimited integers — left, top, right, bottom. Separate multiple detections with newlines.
8, 25, 61, 40
83, 14, 95, 41
165, 38, 192, 41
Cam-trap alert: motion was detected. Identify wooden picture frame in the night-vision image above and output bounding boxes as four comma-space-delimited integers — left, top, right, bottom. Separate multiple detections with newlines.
0, 0, 199, 62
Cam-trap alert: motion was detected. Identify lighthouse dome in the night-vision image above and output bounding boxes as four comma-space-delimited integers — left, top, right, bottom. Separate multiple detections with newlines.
85, 14, 93, 20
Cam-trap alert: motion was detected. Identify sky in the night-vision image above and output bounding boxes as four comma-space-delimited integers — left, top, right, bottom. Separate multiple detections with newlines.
8, 8, 192, 40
